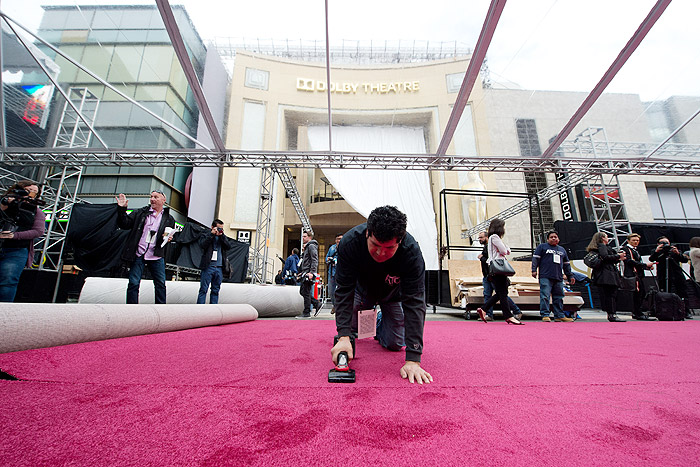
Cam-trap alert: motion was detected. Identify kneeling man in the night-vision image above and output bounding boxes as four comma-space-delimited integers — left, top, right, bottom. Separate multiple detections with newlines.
330, 205, 432, 384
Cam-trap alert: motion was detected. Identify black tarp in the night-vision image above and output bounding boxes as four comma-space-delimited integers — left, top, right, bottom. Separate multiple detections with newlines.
172, 223, 249, 283
66, 204, 249, 283
66, 203, 129, 276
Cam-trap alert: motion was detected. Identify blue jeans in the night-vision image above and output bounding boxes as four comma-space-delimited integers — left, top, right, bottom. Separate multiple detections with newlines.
0, 247, 28, 302
127, 256, 166, 304
539, 277, 565, 318
328, 274, 337, 306
482, 276, 521, 317
352, 287, 405, 351
198, 265, 223, 304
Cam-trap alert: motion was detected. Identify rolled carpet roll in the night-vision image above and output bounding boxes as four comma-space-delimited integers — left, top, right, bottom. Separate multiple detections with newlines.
0, 303, 257, 354
78, 277, 304, 317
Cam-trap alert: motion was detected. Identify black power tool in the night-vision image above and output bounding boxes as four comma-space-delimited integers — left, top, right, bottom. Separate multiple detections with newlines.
328, 351, 355, 383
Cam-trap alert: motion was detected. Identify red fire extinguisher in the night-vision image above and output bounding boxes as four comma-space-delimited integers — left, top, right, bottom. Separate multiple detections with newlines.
313, 274, 322, 300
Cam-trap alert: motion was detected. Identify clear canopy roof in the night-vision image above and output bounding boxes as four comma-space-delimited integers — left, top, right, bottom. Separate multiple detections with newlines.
1, 0, 699, 158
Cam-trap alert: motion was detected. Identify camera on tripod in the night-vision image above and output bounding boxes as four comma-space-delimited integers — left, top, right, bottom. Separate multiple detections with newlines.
659, 240, 673, 254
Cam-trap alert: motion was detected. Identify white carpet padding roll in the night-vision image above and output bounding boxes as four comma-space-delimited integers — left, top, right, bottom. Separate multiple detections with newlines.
78, 277, 304, 317
0, 303, 258, 354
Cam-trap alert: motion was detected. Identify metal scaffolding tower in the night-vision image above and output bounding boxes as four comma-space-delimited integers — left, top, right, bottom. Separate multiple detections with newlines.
249, 167, 274, 284
575, 128, 632, 249
38, 88, 99, 300
249, 166, 313, 284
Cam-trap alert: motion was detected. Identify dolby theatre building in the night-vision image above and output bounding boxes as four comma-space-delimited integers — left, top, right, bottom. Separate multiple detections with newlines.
218, 49, 700, 278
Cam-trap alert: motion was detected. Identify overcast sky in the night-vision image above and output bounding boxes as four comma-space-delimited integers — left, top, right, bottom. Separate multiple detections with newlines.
5, 0, 700, 101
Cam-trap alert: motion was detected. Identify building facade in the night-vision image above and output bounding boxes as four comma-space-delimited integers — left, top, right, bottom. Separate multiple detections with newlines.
31, 5, 212, 222
220, 50, 700, 279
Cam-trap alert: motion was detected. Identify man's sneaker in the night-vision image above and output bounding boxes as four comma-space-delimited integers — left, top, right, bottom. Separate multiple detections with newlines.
485, 315, 494, 321
313, 303, 321, 317
295, 313, 311, 319
554, 317, 574, 322
542, 317, 551, 322
514, 312, 523, 320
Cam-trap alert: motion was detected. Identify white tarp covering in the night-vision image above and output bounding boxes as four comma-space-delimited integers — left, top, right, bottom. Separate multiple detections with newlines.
307, 125, 439, 269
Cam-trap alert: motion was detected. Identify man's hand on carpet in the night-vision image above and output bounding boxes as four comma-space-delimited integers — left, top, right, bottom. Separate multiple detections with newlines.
331, 336, 354, 364
400, 361, 433, 384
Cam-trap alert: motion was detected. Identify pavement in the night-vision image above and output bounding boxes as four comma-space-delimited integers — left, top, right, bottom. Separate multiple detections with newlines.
274, 304, 664, 322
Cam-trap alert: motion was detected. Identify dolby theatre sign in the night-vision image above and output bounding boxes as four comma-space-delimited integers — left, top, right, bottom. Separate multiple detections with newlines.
297, 78, 420, 94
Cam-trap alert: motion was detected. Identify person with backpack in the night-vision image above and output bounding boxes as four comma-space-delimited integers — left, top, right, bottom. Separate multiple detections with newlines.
586, 232, 626, 322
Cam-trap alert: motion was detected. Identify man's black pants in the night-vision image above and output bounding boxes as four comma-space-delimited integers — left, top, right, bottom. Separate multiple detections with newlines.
299, 276, 320, 314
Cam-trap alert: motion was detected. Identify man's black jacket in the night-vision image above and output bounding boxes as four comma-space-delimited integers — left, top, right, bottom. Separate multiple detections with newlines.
197, 230, 234, 270
116, 204, 175, 263
335, 223, 426, 362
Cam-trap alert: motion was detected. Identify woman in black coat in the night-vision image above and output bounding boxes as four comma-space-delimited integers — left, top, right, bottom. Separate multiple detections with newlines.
586, 232, 627, 322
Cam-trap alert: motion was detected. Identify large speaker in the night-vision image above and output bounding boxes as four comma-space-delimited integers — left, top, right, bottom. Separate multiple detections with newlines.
15, 269, 86, 303
15, 269, 58, 302
425, 270, 452, 307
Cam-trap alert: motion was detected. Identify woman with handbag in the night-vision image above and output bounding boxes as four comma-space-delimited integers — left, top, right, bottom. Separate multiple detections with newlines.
587, 232, 626, 322
476, 218, 523, 325
621, 233, 654, 320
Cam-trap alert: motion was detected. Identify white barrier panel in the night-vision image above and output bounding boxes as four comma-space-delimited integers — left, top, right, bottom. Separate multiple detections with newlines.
78, 277, 304, 317
0, 303, 257, 354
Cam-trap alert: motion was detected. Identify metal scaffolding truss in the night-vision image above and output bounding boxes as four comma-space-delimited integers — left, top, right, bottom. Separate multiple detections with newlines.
213, 38, 473, 65
249, 166, 313, 284
463, 171, 591, 240
37, 86, 96, 303
462, 128, 641, 243
2, 142, 700, 174
585, 173, 631, 250
249, 167, 274, 284
53, 88, 100, 149
574, 128, 632, 250
275, 167, 312, 233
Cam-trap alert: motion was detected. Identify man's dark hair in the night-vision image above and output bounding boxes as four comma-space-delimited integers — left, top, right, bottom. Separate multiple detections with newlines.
292, 248, 299, 255
367, 206, 407, 243
487, 218, 505, 238
212, 219, 224, 227
657, 236, 670, 244
304, 230, 313, 238
335, 233, 344, 238
546, 230, 558, 240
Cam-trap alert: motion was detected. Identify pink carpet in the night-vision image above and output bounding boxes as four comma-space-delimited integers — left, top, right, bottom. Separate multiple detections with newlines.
1, 319, 700, 466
